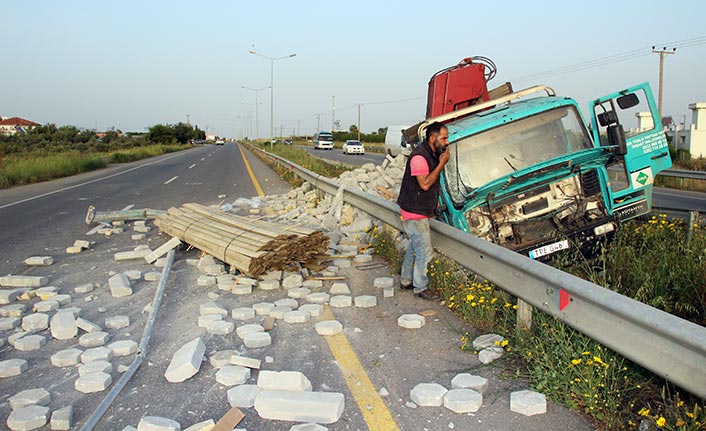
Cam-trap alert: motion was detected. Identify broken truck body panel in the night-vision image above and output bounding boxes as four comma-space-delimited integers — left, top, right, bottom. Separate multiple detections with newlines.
432, 82, 672, 259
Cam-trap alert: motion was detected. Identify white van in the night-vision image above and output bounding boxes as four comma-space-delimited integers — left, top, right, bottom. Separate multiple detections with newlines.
313, 131, 334, 150
384, 126, 410, 156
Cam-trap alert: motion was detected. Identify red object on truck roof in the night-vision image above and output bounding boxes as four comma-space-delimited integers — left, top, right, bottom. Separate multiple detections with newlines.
426, 57, 491, 119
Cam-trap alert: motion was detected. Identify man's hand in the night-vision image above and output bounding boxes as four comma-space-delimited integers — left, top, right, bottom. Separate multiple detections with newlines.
439, 147, 450, 166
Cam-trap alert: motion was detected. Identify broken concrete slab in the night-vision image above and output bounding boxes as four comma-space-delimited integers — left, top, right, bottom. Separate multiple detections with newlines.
397, 314, 425, 329
329, 282, 350, 295
165, 337, 205, 383
74, 283, 94, 294
243, 332, 271, 348
315, 321, 343, 336
383, 287, 394, 298
9, 388, 51, 410
354, 295, 377, 308
50, 405, 73, 430
236, 324, 264, 339
282, 274, 303, 289
22, 313, 49, 332
510, 389, 547, 416
198, 314, 223, 328
108, 340, 138, 356
258, 280, 280, 291
136, 415, 180, 431
209, 350, 237, 368
231, 284, 252, 295
199, 301, 228, 317
329, 295, 352, 308
23, 256, 54, 266
235, 276, 257, 286
105, 315, 130, 329
451, 374, 489, 393
252, 303, 275, 316
207, 320, 235, 335
144, 271, 162, 282
410, 383, 448, 407
108, 273, 133, 298
80, 346, 114, 364
0, 275, 49, 288
231, 307, 255, 321
0, 358, 29, 378
197, 275, 217, 287
215, 365, 251, 386
0, 289, 20, 305
472, 333, 504, 350
302, 279, 323, 289
123, 270, 143, 281
114, 249, 151, 261
78, 360, 112, 376
269, 306, 293, 320
443, 389, 483, 413
78, 331, 110, 348
14, 334, 46, 351
227, 384, 261, 408
287, 287, 311, 299
254, 390, 344, 424
76, 317, 102, 333
257, 370, 312, 391
299, 304, 323, 318
51, 348, 83, 367
230, 355, 261, 370
50, 311, 78, 340
478, 346, 503, 364
33, 300, 59, 313
0, 316, 21, 330
7, 405, 50, 430
182, 419, 215, 431
144, 236, 181, 264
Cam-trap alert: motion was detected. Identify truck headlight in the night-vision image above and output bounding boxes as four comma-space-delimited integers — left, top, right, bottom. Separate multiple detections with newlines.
593, 222, 615, 236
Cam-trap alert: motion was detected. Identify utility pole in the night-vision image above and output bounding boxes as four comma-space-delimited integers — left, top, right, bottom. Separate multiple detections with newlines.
652, 46, 676, 120
356, 104, 363, 142
297, 120, 301, 136
332, 96, 335, 132
280, 125, 283, 139
316, 113, 321, 132
186, 114, 190, 126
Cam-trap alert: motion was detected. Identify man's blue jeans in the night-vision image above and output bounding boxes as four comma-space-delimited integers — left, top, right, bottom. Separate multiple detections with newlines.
400, 218, 433, 293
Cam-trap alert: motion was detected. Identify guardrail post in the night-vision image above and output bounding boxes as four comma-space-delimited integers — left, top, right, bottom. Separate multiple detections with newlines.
516, 299, 533, 330
688, 210, 700, 242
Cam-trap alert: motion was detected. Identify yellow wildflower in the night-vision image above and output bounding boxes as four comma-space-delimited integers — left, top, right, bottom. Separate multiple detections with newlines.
655, 417, 666, 427
638, 408, 650, 417
501, 340, 509, 347
571, 359, 582, 365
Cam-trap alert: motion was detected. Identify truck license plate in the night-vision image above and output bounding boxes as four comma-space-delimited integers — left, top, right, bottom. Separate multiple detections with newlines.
529, 240, 569, 259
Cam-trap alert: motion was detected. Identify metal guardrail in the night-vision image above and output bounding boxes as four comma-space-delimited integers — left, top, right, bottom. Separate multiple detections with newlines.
658, 168, 706, 181
247, 143, 706, 399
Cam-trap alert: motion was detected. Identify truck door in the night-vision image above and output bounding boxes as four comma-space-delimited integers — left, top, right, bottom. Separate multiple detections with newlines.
589, 82, 672, 218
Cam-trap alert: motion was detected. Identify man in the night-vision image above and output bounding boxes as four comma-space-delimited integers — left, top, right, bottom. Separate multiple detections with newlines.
396, 122, 450, 299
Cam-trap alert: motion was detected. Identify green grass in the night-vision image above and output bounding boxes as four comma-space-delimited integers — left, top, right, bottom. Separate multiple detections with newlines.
251, 142, 353, 185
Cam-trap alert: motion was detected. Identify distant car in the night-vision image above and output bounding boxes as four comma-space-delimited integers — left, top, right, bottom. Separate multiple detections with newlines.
215, 140, 225, 145
284, 139, 292, 145
342, 140, 365, 155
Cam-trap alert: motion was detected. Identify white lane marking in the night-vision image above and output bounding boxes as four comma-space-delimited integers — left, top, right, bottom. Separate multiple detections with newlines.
121, 204, 135, 210
201, 158, 206, 161
188, 164, 196, 169
0, 151, 190, 210
164, 176, 178, 185
86, 222, 110, 236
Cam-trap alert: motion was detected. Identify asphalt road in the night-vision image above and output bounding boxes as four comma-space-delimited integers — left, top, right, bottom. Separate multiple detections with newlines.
0, 144, 595, 430
296, 145, 387, 166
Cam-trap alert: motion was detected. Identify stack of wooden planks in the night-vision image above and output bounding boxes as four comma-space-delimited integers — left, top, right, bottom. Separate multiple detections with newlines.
154, 203, 328, 276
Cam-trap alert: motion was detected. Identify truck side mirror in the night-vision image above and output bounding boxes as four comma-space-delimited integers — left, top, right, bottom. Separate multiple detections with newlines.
617, 93, 639, 109
607, 124, 628, 156
597, 110, 618, 127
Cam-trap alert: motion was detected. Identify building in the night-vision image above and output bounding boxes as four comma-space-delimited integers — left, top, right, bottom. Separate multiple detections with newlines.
664, 103, 706, 158
0, 117, 40, 135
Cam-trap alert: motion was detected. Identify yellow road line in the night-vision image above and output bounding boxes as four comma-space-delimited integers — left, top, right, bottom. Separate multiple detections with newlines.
320, 307, 400, 431
236, 143, 274, 215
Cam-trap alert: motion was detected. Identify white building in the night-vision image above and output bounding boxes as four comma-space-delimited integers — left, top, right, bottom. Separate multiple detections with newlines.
665, 102, 706, 157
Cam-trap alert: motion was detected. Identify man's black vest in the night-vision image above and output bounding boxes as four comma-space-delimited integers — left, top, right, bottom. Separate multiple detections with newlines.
397, 141, 440, 217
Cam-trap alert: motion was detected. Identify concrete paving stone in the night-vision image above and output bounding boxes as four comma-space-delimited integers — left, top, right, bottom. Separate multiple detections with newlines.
0, 359, 29, 378
243, 332, 271, 348
472, 333, 504, 350
50, 311, 78, 340
227, 384, 261, 408
329, 295, 352, 308
209, 350, 237, 368
451, 374, 489, 393
284, 310, 311, 324
373, 277, 394, 288
51, 348, 83, 367
164, 337, 205, 383
231, 284, 252, 295
14, 334, 46, 351
231, 307, 255, 321
78, 360, 112, 376
197, 275, 217, 287
199, 301, 228, 316
79, 331, 110, 347
182, 419, 214, 431
154, 257, 167, 268
354, 254, 373, 264
510, 389, 547, 416
76, 317, 102, 333
144, 236, 181, 264
50, 405, 72, 430
254, 389, 344, 424
354, 295, 377, 308
0, 289, 20, 305
33, 300, 59, 313
0, 276, 49, 288
1, 303, 27, 318
114, 249, 150, 261
252, 303, 275, 316
288, 287, 311, 299
443, 389, 483, 413
197, 255, 217, 272
23, 256, 54, 266
123, 270, 142, 281
298, 304, 323, 317
0, 316, 21, 330
230, 355, 261, 369
134, 225, 152, 233
203, 264, 225, 276
282, 274, 303, 289
410, 383, 448, 407
216, 274, 235, 284
382, 287, 394, 298
7, 405, 50, 430
324, 266, 339, 275
108, 273, 133, 297
235, 276, 257, 286
329, 282, 350, 295
236, 323, 264, 338
257, 370, 312, 391
35, 287, 58, 300
302, 279, 323, 288
75, 372, 112, 393
81, 346, 114, 363
216, 365, 251, 386
64, 307, 82, 317
305, 292, 330, 304
22, 313, 49, 332
332, 259, 351, 268
258, 280, 280, 290
8, 331, 28, 346
132, 234, 146, 240
275, 298, 299, 309
260, 270, 282, 281
105, 315, 130, 329
108, 340, 138, 356
9, 388, 51, 410
315, 320, 343, 336
74, 283, 94, 294
290, 424, 328, 431
207, 320, 235, 335
198, 314, 223, 328
478, 346, 504, 364
144, 272, 162, 282
74, 239, 91, 249
269, 306, 293, 320
397, 314, 425, 329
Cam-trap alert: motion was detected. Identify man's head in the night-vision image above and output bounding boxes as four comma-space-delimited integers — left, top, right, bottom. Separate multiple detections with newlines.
426, 122, 449, 156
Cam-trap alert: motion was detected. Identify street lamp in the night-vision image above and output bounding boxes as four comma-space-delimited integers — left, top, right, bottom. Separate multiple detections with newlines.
242, 85, 270, 141
241, 103, 255, 140
249, 49, 296, 149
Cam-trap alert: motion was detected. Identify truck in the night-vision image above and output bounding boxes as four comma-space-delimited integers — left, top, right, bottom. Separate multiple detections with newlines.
313, 131, 334, 150
404, 57, 672, 260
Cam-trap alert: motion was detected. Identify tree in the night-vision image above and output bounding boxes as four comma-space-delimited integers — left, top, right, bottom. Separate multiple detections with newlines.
378, 127, 388, 135
349, 124, 358, 134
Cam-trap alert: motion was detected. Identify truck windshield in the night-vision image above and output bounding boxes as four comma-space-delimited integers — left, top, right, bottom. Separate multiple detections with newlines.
319, 133, 333, 141
445, 106, 592, 205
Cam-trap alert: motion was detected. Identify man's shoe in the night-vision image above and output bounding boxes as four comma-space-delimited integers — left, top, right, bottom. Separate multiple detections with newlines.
400, 282, 414, 291
415, 289, 440, 300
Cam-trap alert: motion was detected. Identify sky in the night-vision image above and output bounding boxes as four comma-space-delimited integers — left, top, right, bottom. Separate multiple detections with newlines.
2, 0, 706, 139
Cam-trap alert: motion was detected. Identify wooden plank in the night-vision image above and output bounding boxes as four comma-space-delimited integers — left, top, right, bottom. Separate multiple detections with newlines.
212, 406, 244, 431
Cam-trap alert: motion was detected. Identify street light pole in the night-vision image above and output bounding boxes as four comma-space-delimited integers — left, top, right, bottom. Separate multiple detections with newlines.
242, 85, 270, 141
249, 50, 297, 150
